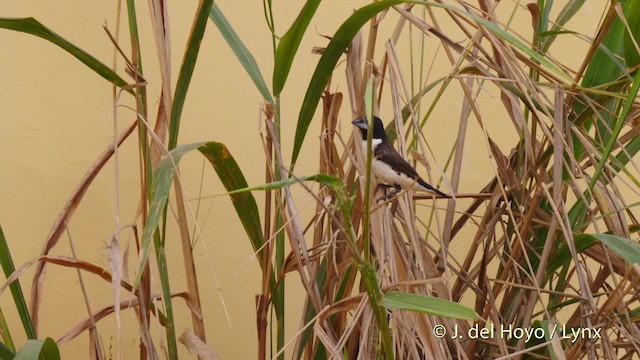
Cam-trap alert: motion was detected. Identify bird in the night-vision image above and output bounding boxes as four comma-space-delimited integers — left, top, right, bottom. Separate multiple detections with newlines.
352, 116, 448, 201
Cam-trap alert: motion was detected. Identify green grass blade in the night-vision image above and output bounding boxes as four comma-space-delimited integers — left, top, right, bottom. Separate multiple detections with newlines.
224, 176, 313, 194
168, 0, 215, 150
153, 232, 178, 360
540, 0, 553, 35
358, 264, 394, 359
385, 76, 447, 141
581, 20, 628, 89
0, 227, 35, 340
546, 235, 597, 275
209, 3, 274, 104
14, 338, 60, 360
0, 18, 131, 92
614, 136, 640, 172
292, 0, 405, 167
575, 4, 629, 152
540, 0, 586, 52
380, 291, 481, 320
134, 142, 207, 287
0, 308, 15, 353
568, 9, 640, 228
547, 233, 640, 275
594, 234, 640, 264
588, 69, 640, 190
0, 341, 15, 360
451, 5, 569, 79
623, 0, 640, 68
293, 0, 571, 166
272, 0, 321, 96
198, 142, 265, 265
222, 173, 340, 195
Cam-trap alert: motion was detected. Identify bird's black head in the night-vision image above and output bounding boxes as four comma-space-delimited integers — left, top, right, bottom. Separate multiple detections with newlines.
351, 116, 388, 141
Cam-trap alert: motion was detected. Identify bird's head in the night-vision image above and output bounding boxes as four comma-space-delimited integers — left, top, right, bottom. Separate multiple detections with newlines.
351, 116, 387, 141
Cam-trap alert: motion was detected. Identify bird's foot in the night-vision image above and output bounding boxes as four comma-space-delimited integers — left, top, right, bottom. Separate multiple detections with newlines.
376, 185, 401, 202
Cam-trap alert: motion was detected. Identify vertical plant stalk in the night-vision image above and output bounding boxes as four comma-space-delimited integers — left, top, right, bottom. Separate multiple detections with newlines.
262, 1, 286, 356
67, 229, 104, 360
167, 0, 216, 349
360, 78, 394, 358
125, 0, 154, 357
258, 109, 276, 360
109, 2, 125, 358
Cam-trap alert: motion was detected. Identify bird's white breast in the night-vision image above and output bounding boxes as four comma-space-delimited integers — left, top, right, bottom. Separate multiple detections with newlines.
359, 138, 382, 154
371, 158, 418, 189
359, 139, 421, 190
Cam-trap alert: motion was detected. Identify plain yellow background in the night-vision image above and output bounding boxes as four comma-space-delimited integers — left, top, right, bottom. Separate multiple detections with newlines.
0, 0, 604, 358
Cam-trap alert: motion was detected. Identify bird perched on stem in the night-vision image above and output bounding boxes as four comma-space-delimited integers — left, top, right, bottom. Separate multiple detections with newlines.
352, 116, 448, 201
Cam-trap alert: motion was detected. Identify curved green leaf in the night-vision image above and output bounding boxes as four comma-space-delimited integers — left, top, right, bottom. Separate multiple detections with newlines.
14, 338, 60, 360
209, 3, 274, 104
623, 0, 640, 68
547, 233, 640, 275
0, 341, 15, 360
169, 0, 214, 150
588, 69, 640, 189
293, 1, 571, 167
292, 0, 404, 167
273, 0, 321, 96
539, 0, 586, 53
199, 142, 265, 265
546, 235, 597, 275
0, 227, 35, 341
380, 291, 480, 320
594, 233, 640, 264
0, 18, 131, 92
223, 173, 340, 195
134, 142, 207, 287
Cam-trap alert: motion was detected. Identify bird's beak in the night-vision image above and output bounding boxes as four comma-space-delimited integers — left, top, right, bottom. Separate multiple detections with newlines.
351, 117, 368, 130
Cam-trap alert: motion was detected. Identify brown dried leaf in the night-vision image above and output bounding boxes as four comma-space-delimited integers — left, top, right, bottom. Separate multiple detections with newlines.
178, 329, 221, 360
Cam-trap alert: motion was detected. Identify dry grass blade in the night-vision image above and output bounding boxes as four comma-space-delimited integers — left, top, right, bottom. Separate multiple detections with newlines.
58, 292, 195, 346
178, 329, 221, 360
108, 236, 122, 360
28, 120, 137, 332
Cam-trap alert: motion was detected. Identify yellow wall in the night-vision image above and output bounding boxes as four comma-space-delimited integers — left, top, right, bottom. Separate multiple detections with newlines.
0, 1, 604, 358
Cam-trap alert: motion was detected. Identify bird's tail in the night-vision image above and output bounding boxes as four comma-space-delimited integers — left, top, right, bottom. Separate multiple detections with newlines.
417, 179, 449, 198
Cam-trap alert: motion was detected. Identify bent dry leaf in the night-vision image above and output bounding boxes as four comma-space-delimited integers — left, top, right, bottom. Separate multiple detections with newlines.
0, 18, 131, 92
134, 142, 207, 288
380, 291, 481, 320
178, 329, 221, 359
272, 0, 321, 96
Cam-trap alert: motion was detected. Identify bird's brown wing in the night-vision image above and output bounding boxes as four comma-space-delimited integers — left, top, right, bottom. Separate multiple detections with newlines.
374, 143, 421, 180
375, 142, 448, 197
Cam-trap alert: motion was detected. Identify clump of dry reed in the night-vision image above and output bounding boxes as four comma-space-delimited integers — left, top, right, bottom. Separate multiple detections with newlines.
259, 2, 640, 359
1, 1, 640, 360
